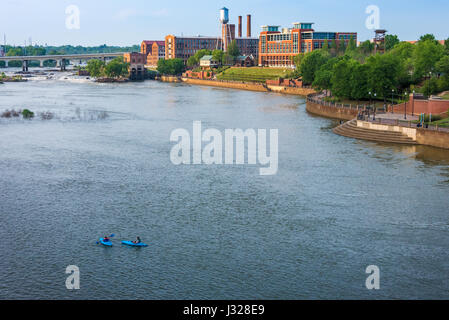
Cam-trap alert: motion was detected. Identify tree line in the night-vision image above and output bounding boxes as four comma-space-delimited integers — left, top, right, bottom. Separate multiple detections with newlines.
294, 34, 449, 103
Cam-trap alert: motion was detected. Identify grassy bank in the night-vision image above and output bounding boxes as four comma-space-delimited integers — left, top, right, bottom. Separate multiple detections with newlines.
216, 67, 292, 83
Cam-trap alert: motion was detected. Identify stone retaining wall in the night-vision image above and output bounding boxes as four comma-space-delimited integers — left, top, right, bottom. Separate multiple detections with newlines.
306, 100, 358, 120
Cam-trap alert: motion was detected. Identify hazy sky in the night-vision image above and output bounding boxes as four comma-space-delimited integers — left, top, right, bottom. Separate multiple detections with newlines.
1, 0, 448, 47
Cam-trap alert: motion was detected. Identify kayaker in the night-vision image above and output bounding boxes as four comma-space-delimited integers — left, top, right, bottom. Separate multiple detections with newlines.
133, 237, 141, 244
103, 236, 110, 242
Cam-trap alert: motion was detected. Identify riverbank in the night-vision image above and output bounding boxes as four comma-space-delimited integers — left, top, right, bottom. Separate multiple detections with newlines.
178, 77, 316, 96
307, 95, 449, 150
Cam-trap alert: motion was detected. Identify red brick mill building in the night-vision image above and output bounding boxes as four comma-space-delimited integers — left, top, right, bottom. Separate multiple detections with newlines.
259, 22, 357, 67
141, 40, 166, 67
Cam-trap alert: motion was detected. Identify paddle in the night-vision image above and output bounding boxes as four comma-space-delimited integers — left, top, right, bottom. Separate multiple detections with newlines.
96, 234, 115, 244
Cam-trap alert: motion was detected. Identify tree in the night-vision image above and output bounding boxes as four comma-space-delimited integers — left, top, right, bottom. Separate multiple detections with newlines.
226, 40, 240, 64
350, 63, 369, 102
322, 40, 329, 52
445, 38, 449, 53
358, 40, 374, 56
346, 35, 357, 54
157, 58, 185, 75
385, 34, 400, 51
419, 34, 437, 44
86, 59, 105, 78
366, 53, 400, 101
331, 57, 357, 98
312, 57, 339, 91
187, 56, 198, 68
103, 57, 129, 78
212, 50, 224, 65
299, 50, 330, 84
330, 39, 338, 57
413, 39, 445, 78
436, 55, 449, 76
421, 78, 439, 97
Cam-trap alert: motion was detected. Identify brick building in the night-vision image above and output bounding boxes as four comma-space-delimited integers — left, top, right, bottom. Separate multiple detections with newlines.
123, 52, 146, 80
141, 40, 165, 67
259, 22, 357, 67
165, 35, 258, 64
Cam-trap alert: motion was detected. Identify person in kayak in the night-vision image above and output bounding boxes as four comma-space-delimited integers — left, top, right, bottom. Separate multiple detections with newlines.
103, 236, 111, 242
133, 237, 141, 244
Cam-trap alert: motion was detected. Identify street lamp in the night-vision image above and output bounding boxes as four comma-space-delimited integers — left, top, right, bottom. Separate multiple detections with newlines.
391, 89, 394, 113
373, 93, 377, 120
404, 91, 408, 120
412, 90, 415, 116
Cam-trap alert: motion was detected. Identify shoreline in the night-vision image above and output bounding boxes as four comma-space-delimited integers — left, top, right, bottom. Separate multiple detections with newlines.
159, 76, 317, 97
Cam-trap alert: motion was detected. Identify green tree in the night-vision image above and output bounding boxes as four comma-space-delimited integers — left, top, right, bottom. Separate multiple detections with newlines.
187, 56, 198, 68
358, 40, 374, 56
346, 36, 357, 54
299, 50, 330, 84
322, 40, 329, 52
86, 59, 106, 78
350, 63, 369, 102
157, 58, 185, 75
331, 57, 357, 98
366, 53, 400, 101
212, 50, 224, 64
385, 34, 400, 51
421, 78, 439, 97
227, 40, 240, 58
419, 34, 437, 44
103, 57, 129, 78
413, 39, 445, 78
312, 57, 339, 91
330, 39, 338, 57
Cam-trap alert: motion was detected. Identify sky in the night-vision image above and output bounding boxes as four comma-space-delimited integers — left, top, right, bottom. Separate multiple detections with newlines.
1, 0, 448, 47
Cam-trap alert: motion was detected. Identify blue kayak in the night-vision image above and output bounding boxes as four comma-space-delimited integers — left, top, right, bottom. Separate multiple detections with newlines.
122, 240, 148, 247
99, 238, 112, 246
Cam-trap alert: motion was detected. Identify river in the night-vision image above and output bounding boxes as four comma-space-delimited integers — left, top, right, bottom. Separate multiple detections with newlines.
0, 71, 448, 299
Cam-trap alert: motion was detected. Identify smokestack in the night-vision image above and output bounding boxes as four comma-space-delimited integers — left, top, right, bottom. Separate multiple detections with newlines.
238, 16, 242, 38
247, 15, 251, 37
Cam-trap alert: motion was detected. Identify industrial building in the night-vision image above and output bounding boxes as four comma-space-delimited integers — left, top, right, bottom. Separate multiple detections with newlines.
123, 52, 146, 80
165, 8, 259, 64
140, 40, 165, 67
259, 22, 357, 67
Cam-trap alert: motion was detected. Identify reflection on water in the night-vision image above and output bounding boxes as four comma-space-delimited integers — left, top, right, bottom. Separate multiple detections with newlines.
0, 77, 448, 300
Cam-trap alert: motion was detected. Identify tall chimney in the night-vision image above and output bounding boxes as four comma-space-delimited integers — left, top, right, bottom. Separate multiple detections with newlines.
247, 15, 251, 38
238, 16, 242, 38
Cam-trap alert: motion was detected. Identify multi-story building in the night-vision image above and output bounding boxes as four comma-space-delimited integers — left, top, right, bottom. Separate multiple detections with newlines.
259, 22, 357, 67
140, 40, 165, 67
165, 35, 258, 64
123, 52, 146, 80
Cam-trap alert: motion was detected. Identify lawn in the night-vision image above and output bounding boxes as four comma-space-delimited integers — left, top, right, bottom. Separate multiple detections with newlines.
216, 67, 292, 83
441, 93, 449, 100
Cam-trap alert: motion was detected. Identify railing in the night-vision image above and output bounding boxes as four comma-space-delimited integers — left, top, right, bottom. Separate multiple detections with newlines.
307, 94, 448, 132
363, 116, 449, 133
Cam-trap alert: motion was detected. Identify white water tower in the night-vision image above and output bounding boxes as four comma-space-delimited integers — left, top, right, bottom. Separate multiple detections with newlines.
220, 7, 229, 24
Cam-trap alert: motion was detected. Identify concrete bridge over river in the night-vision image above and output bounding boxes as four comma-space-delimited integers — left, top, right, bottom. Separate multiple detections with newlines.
0, 53, 124, 71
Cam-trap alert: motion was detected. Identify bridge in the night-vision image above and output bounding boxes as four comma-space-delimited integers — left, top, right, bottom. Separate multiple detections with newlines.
0, 53, 124, 71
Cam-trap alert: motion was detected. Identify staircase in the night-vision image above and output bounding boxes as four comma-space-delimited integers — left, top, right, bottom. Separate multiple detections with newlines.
333, 120, 417, 145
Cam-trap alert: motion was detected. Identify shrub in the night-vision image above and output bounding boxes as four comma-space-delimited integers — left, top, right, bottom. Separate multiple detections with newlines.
1, 110, 12, 118
22, 109, 34, 119
39, 111, 54, 120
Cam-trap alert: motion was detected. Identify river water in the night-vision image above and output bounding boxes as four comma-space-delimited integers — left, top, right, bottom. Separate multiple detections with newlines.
1, 71, 448, 299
